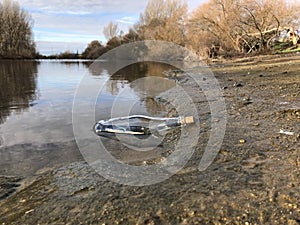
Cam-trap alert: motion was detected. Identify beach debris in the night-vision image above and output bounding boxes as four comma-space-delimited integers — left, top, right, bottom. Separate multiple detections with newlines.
95, 115, 194, 136
279, 129, 294, 136
279, 102, 290, 105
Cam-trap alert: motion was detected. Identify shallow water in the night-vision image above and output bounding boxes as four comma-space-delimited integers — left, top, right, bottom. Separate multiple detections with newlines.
0, 60, 176, 176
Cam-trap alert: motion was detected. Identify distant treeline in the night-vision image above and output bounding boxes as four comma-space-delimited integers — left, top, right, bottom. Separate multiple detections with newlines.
2, 0, 299, 60
79, 0, 300, 60
36, 51, 81, 60
0, 0, 36, 59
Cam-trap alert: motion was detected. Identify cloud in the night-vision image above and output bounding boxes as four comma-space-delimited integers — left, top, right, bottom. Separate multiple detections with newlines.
30, 10, 114, 44
17, 0, 206, 54
34, 28, 101, 43
117, 16, 138, 25
36, 41, 88, 55
19, 0, 147, 15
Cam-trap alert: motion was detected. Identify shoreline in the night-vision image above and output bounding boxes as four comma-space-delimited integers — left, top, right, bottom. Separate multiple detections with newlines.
0, 54, 299, 224
0, 49, 299, 62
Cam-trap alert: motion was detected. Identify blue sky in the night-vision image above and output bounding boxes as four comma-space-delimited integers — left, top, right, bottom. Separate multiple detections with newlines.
18, 0, 206, 55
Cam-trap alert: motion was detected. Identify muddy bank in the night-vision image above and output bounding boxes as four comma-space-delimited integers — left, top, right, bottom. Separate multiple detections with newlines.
0, 54, 299, 224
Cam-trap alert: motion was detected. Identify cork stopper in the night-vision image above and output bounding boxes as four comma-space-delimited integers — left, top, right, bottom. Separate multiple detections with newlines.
181, 116, 194, 125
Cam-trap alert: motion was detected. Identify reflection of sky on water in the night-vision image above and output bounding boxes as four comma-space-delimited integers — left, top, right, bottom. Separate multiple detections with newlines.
0, 61, 176, 147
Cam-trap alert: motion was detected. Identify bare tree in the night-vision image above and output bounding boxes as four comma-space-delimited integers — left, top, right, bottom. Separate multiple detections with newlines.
187, 0, 300, 57
140, 0, 183, 26
137, 0, 187, 45
0, 0, 35, 58
239, 0, 298, 51
103, 21, 120, 40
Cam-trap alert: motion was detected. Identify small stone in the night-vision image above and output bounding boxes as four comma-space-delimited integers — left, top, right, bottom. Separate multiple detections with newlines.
25, 209, 34, 214
250, 193, 256, 197
188, 211, 195, 217
243, 99, 253, 105
239, 139, 246, 144
288, 219, 299, 225
234, 82, 244, 87
288, 203, 298, 209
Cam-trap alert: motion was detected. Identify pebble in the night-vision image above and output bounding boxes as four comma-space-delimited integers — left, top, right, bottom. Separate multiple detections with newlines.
288, 220, 300, 225
25, 209, 34, 214
239, 139, 246, 144
187, 211, 196, 217
234, 82, 244, 87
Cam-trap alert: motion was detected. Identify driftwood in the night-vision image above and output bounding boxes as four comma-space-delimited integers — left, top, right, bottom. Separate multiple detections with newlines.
245, 27, 281, 37
288, 27, 298, 45
239, 26, 298, 53
245, 26, 298, 45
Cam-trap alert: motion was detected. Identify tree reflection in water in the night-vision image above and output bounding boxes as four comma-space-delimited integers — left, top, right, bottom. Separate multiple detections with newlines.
0, 60, 38, 124
91, 62, 178, 116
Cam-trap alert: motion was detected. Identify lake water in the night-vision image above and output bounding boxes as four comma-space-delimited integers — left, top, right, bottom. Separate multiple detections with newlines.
0, 60, 176, 176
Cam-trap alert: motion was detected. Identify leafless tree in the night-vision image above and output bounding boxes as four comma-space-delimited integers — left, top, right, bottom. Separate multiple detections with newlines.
137, 0, 187, 46
103, 21, 120, 40
187, 0, 300, 57
0, 0, 35, 58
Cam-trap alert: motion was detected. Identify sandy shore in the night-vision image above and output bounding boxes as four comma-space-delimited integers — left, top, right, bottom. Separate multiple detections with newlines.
0, 54, 299, 224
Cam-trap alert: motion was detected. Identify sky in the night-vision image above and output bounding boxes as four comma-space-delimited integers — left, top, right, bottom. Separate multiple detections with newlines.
17, 0, 206, 55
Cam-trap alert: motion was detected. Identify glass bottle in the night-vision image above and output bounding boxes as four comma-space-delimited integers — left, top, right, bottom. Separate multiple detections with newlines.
94, 115, 194, 138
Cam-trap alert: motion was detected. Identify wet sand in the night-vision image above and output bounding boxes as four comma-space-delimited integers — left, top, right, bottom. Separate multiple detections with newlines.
0, 54, 299, 224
